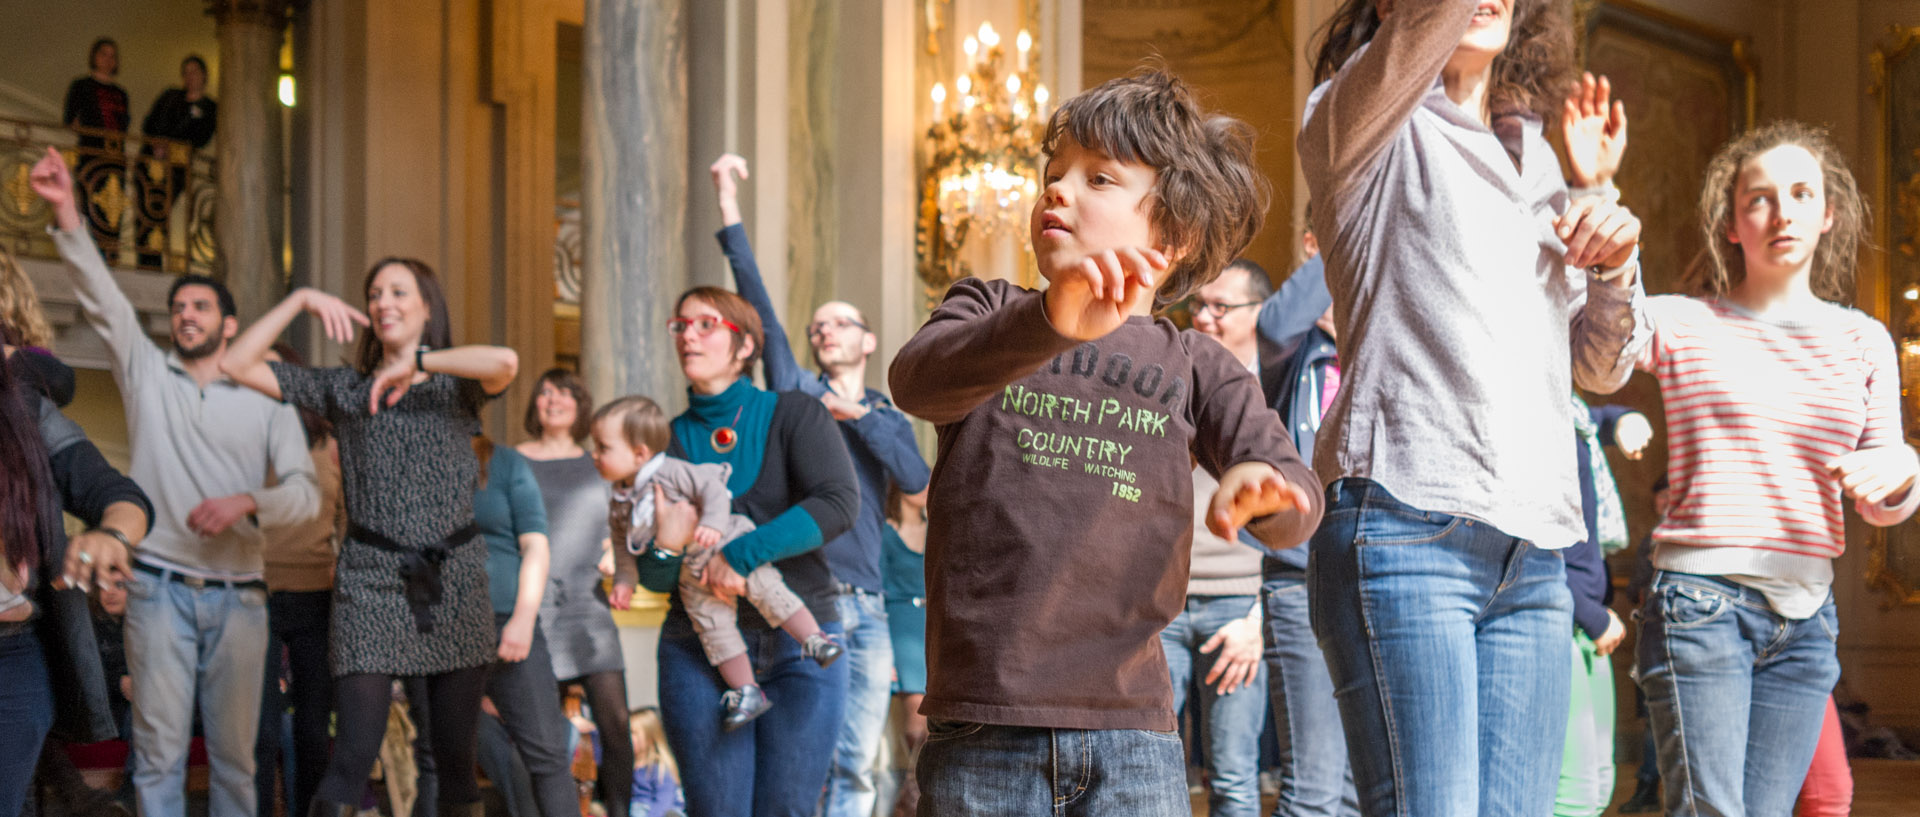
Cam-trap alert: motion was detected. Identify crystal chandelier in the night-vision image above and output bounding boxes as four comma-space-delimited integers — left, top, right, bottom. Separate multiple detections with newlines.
917, 21, 1050, 306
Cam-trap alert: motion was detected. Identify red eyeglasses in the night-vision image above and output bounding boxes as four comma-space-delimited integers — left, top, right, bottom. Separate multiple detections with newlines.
666, 315, 743, 336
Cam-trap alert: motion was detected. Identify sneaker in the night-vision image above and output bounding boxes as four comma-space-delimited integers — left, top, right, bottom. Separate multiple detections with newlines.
802, 632, 844, 668
721, 684, 773, 731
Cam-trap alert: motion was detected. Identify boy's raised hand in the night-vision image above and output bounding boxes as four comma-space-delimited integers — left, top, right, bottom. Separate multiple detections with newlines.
1043, 246, 1167, 341
1207, 461, 1314, 541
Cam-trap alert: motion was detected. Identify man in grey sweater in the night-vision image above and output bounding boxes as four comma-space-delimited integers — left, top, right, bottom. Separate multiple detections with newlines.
31, 148, 320, 817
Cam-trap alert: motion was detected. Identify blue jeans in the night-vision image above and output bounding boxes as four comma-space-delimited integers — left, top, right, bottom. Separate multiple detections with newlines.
917, 720, 1188, 816
1634, 571, 1839, 817
1263, 570, 1359, 817
659, 614, 848, 817
0, 629, 54, 817
1160, 594, 1266, 817
1309, 478, 1572, 817
824, 590, 894, 817
125, 567, 270, 817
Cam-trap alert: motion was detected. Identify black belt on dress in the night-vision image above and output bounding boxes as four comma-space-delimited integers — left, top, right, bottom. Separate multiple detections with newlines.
132, 559, 269, 591
348, 522, 479, 634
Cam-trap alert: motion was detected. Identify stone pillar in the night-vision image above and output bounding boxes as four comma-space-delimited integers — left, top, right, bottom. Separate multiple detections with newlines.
206, 0, 287, 323
581, 0, 690, 409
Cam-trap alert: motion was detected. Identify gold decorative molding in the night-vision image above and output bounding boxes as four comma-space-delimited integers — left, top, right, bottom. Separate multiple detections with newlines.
1576, 0, 1757, 130
1866, 26, 1920, 608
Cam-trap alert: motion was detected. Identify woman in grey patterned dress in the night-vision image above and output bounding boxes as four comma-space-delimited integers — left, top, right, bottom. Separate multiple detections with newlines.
514, 368, 634, 817
222, 258, 519, 817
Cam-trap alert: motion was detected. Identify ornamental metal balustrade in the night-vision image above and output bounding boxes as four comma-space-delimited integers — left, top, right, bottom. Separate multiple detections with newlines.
1, 116, 219, 276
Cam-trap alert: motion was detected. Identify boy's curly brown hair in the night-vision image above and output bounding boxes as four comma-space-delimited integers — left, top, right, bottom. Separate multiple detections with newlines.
1042, 64, 1271, 310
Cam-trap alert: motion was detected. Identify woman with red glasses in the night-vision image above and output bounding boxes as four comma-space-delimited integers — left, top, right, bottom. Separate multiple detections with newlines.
626, 286, 859, 817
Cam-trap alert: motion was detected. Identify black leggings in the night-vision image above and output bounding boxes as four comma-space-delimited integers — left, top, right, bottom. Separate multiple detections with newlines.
314, 667, 488, 809
565, 670, 635, 817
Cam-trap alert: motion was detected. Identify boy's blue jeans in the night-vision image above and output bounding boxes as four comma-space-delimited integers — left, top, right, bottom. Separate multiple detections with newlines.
1309, 478, 1572, 817
916, 720, 1189, 816
1635, 571, 1838, 817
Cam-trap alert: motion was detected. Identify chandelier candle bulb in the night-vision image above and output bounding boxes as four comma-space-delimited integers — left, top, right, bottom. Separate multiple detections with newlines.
1007, 75, 1021, 94
957, 74, 971, 96
1017, 29, 1031, 71
963, 35, 978, 64
932, 82, 947, 122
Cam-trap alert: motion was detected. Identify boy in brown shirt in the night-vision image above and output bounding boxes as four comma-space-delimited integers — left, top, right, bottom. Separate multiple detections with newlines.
889, 67, 1325, 815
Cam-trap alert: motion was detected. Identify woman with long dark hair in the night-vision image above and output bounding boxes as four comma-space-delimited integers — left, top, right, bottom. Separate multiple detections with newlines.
221, 259, 518, 817
0, 341, 152, 815
1298, 1, 1649, 813
514, 368, 634, 817
631, 286, 858, 817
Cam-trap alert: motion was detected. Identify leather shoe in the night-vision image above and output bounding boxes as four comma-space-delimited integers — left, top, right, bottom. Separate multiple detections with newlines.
722, 683, 773, 731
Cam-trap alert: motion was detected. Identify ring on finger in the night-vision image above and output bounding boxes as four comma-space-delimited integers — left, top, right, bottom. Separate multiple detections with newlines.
78, 550, 94, 565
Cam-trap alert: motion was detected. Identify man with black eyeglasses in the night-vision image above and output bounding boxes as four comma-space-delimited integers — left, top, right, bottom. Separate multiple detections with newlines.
705, 154, 930, 817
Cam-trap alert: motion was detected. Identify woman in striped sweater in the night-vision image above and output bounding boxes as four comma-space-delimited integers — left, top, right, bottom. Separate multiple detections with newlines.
1634, 121, 1920, 816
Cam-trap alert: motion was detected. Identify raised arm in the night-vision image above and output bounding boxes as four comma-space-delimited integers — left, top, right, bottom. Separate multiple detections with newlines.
889, 278, 1080, 425
1189, 340, 1324, 548
221, 287, 367, 401
710, 153, 812, 395
1255, 255, 1331, 351
31, 147, 158, 379
1298, 0, 1476, 210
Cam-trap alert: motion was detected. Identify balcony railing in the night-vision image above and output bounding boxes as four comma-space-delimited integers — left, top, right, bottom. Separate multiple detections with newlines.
2, 117, 218, 276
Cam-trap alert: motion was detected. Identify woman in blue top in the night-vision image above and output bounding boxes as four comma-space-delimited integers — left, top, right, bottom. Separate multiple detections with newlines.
634, 285, 859, 817
412, 435, 579, 817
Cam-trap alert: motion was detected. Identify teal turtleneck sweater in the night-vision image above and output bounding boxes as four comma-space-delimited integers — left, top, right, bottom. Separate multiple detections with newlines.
639, 377, 828, 589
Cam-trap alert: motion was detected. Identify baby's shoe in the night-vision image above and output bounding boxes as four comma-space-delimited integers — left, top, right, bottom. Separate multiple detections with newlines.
802, 632, 844, 668
721, 684, 772, 732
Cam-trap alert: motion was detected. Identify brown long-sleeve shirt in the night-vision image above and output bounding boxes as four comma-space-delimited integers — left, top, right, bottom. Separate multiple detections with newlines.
890, 278, 1323, 731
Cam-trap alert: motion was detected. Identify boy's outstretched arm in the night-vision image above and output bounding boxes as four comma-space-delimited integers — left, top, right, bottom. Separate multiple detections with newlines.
890, 278, 1082, 426
1188, 338, 1323, 547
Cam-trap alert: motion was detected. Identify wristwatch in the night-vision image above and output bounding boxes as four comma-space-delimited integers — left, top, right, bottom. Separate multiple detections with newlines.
415, 344, 431, 372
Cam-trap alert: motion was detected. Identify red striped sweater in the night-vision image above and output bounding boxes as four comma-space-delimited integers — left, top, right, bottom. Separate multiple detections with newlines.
1639, 295, 1916, 578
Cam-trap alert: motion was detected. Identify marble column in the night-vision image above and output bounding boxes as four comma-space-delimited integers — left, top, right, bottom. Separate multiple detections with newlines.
206, 0, 287, 323
581, 0, 690, 409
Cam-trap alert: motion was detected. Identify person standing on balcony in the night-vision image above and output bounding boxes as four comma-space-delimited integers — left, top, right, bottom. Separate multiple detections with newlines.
29, 147, 321, 817
705, 153, 932, 817
62, 37, 130, 252
135, 55, 218, 271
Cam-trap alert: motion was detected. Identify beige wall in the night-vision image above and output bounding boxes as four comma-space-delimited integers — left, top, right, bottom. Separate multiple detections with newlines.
295, 0, 569, 439
1083, 0, 1303, 278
